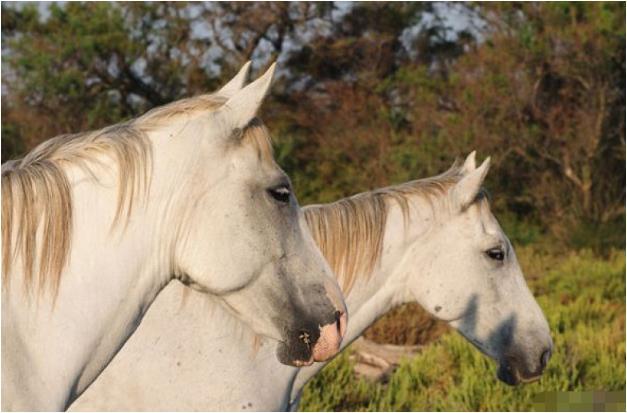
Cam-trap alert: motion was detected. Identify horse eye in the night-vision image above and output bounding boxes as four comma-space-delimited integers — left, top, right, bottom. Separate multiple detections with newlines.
486, 247, 505, 261
267, 185, 291, 203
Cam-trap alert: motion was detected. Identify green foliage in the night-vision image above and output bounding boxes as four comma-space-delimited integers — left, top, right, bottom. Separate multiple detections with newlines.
298, 351, 382, 411
300, 248, 626, 411
0, 114, 25, 160
496, 212, 544, 247
567, 217, 626, 253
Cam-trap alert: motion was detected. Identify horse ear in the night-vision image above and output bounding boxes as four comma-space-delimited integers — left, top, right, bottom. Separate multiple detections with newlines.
452, 156, 490, 211
218, 61, 252, 98
215, 62, 276, 135
462, 150, 477, 174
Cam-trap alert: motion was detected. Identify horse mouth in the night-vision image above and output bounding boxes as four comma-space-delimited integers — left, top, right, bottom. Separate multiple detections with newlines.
518, 374, 542, 384
497, 362, 542, 385
292, 357, 314, 367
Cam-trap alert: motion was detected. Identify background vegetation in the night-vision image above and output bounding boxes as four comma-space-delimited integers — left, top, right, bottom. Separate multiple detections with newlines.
2, 2, 625, 411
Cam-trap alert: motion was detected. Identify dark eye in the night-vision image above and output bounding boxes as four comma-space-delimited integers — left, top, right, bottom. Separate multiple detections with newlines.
486, 247, 505, 261
267, 185, 291, 203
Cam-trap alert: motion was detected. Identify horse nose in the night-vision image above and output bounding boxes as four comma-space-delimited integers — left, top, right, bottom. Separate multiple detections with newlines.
311, 310, 347, 361
539, 347, 552, 371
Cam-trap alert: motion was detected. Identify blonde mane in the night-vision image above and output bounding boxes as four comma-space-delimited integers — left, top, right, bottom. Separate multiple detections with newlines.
304, 162, 466, 294
1, 93, 273, 296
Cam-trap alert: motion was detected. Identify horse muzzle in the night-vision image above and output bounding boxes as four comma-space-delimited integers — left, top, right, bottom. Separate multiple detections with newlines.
497, 346, 552, 385
276, 309, 347, 366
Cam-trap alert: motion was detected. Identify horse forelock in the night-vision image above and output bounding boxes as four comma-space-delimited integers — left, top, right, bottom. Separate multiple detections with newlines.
303, 161, 468, 295
240, 118, 274, 164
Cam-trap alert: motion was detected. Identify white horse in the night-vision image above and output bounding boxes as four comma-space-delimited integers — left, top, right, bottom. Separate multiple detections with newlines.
1, 63, 348, 411
71, 152, 553, 411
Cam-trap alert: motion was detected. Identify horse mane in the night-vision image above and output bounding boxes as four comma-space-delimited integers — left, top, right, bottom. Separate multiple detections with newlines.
303, 161, 466, 294
1, 93, 273, 296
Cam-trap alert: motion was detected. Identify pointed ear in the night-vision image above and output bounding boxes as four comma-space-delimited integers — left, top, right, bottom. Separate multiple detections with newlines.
452, 157, 490, 211
215, 62, 276, 135
218, 61, 252, 98
462, 150, 477, 174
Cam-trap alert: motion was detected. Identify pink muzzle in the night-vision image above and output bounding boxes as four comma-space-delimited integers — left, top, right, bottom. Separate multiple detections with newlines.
312, 310, 347, 362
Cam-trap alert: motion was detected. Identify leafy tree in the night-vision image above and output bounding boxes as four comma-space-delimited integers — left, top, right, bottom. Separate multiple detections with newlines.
1, 1, 331, 156
2, 1, 624, 247
440, 3, 625, 237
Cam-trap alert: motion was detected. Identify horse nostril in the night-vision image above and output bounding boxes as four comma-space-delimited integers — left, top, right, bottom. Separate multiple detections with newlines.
540, 348, 552, 370
298, 331, 312, 347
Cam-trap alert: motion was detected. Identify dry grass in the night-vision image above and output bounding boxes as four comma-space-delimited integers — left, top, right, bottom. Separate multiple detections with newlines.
363, 303, 449, 346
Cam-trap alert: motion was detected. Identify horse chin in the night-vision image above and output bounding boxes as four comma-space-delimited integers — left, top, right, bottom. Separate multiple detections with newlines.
291, 358, 314, 367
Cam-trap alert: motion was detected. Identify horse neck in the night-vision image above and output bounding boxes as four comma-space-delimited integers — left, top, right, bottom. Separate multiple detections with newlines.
332, 195, 437, 347
67, 124, 210, 319
69, 125, 245, 403
67, 163, 184, 400
289, 196, 438, 402
12, 129, 200, 407
61, 125, 197, 296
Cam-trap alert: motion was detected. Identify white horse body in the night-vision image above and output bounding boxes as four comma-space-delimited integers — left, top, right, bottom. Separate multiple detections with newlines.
2, 64, 347, 411
72, 153, 553, 411
69, 282, 294, 411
